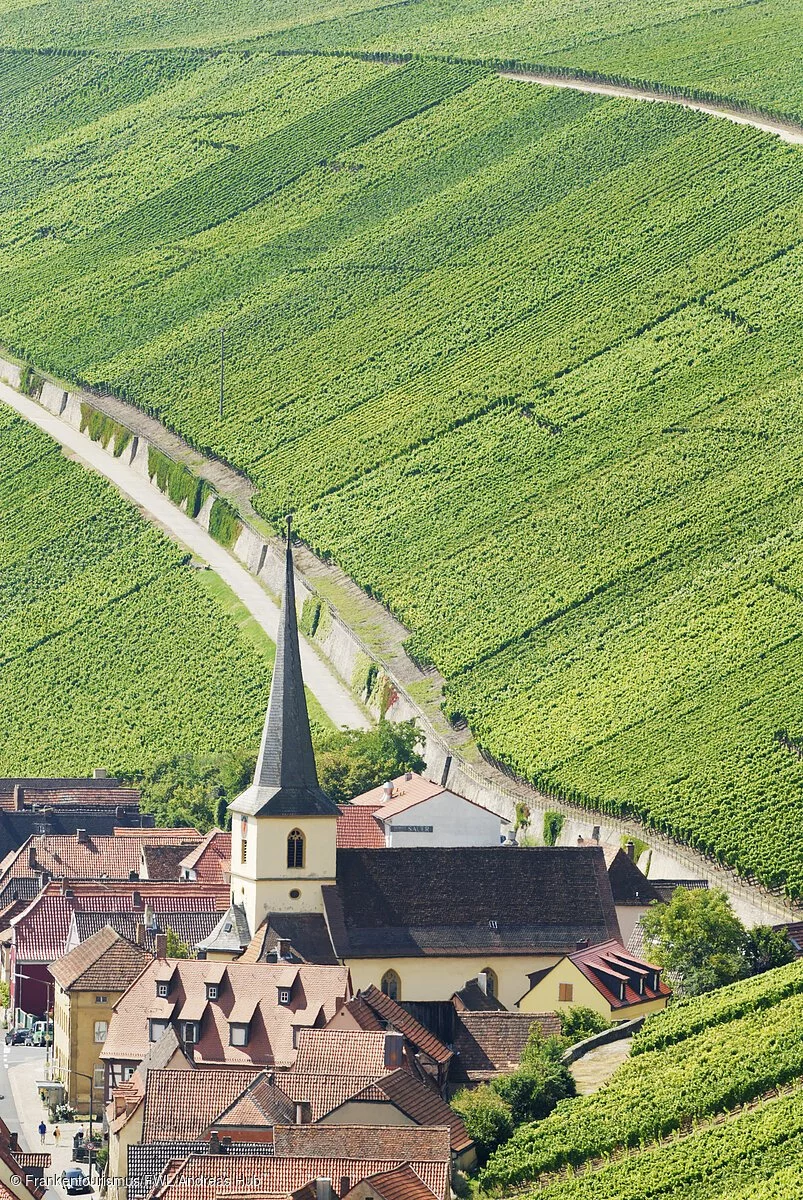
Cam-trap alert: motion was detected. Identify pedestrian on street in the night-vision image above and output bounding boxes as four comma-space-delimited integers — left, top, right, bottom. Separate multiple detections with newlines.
53, 1126, 60, 1147
38, 1121, 46, 1145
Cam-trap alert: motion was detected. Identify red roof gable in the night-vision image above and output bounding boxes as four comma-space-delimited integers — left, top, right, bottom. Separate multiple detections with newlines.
336, 806, 385, 849
567, 939, 671, 1009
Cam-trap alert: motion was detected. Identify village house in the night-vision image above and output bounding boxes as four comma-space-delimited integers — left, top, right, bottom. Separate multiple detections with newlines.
337, 774, 503, 849
224, 531, 623, 1009
99, 958, 351, 1095
50, 925, 152, 1112
0, 1112, 51, 1200
517, 938, 671, 1020
0, 773, 145, 863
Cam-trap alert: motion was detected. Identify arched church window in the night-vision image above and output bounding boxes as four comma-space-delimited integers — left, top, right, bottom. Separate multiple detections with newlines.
287, 828, 305, 869
381, 970, 401, 1001
481, 967, 498, 999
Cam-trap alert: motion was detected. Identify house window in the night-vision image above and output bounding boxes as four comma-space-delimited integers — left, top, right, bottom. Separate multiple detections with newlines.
149, 1019, 169, 1042
287, 829, 305, 869
381, 970, 401, 1002
94, 1066, 106, 1088
481, 968, 498, 999
182, 1022, 199, 1044
206, 984, 219, 1001
94, 995, 107, 1004
229, 1023, 249, 1047
278, 988, 291, 1005
156, 981, 169, 998
558, 983, 574, 1002
94, 1021, 108, 1044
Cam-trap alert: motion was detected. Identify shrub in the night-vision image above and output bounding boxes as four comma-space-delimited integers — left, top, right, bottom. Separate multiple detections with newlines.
559, 1005, 612, 1044
542, 810, 565, 846
451, 1084, 513, 1163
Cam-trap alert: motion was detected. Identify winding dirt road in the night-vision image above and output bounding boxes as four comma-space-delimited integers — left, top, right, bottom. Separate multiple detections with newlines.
500, 71, 803, 145
0, 381, 369, 731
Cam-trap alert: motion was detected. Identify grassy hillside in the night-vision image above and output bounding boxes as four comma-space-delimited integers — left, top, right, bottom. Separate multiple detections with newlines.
1, 51, 802, 895
479, 960, 803, 1195
0, 0, 799, 119
0, 407, 284, 774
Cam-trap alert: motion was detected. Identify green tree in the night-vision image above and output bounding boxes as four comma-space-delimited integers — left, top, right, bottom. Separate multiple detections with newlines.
132, 749, 255, 832
492, 1060, 575, 1125
642, 887, 749, 995
451, 1084, 513, 1164
165, 928, 191, 959
314, 719, 424, 804
744, 925, 796, 976
558, 1005, 611, 1045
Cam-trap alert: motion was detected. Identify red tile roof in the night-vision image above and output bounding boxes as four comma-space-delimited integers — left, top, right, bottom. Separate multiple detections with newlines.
563, 939, 671, 1010
354, 987, 451, 1066
347, 1071, 471, 1154
5, 830, 205, 882
336, 806, 385, 850
142, 1069, 262, 1141
272, 1126, 450, 1163
348, 776, 444, 809
179, 831, 231, 883
50, 925, 152, 991
13, 882, 229, 963
154, 1153, 448, 1200
292, 1030, 390, 1077
280, 1075, 382, 1122
355, 1164, 439, 1200
102, 961, 351, 1069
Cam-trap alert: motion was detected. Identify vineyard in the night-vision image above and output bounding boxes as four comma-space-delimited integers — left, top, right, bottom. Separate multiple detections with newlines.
0, 51, 801, 895
0, 0, 799, 118
0, 408, 281, 774
479, 959, 803, 1193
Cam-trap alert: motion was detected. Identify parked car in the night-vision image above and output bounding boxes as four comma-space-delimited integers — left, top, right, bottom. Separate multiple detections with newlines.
24, 1030, 45, 1046
62, 1169, 93, 1196
4, 1030, 26, 1045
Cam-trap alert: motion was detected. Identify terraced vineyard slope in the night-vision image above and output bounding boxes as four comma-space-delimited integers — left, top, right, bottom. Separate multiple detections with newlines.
0, 408, 279, 774
480, 960, 803, 1197
1, 51, 802, 895
0, 0, 799, 118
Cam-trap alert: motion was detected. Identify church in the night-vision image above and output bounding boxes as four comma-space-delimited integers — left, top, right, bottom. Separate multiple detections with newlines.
207, 522, 623, 1011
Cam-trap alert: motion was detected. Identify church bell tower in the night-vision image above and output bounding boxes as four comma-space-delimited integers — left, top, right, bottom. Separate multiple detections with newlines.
228, 517, 340, 936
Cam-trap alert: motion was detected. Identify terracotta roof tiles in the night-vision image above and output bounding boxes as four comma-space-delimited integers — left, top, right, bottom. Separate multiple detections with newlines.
336, 807, 385, 850
142, 1069, 263, 1142
355, 987, 451, 1066
292, 1030, 390, 1077
272, 1125, 450, 1162
450, 1012, 560, 1084
50, 925, 152, 991
356, 1164, 438, 1200
179, 831, 231, 883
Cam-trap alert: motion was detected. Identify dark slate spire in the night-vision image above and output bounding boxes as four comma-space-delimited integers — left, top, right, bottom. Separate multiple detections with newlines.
250, 517, 339, 817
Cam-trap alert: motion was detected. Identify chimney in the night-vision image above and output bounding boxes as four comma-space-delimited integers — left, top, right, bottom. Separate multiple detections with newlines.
135, 923, 145, 947
27, 844, 36, 870
384, 1031, 404, 1070
209, 1131, 220, 1155
625, 840, 635, 861
76, 828, 88, 845
276, 938, 291, 961
129, 871, 139, 882
405, 771, 413, 782
132, 890, 143, 911
155, 933, 167, 959
576, 938, 589, 950
13, 785, 23, 811
382, 781, 393, 801
221, 1137, 232, 1154
295, 1101, 311, 1125
315, 1179, 332, 1200
93, 768, 108, 780
577, 834, 584, 844
339, 1179, 350, 1199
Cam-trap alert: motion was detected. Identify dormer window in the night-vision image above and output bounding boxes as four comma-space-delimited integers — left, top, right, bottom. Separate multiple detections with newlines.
206, 984, 219, 1001
156, 981, 169, 998
149, 1018, 169, 1042
278, 987, 291, 1006
229, 1022, 250, 1047
182, 1021, 200, 1044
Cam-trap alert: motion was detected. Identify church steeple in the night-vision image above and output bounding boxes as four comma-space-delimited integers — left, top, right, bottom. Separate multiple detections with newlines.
248, 517, 339, 817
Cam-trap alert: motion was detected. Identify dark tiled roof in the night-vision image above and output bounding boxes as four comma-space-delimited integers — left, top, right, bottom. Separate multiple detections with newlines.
73, 911, 221, 950
0, 778, 140, 807
143, 844, 200, 880
450, 1012, 560, 1085
257, 914, 339, 966
231, 531, 339, 820
774, 921, 803, 956
604, 850, 663, 906
451, 980, 505, 1012
197, 904, 252, 955
651, 879, 710, 903
323, 847, 620, 957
